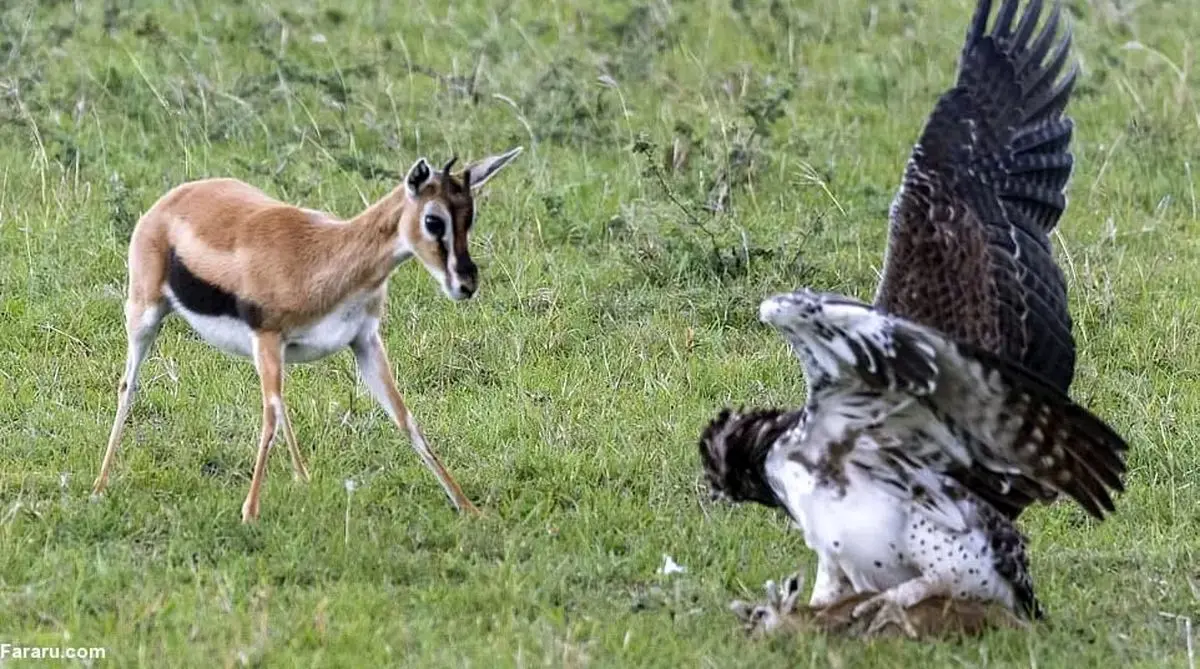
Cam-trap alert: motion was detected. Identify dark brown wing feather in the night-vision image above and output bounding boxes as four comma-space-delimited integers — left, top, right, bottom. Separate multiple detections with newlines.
873, 0, 1081, 519
922, 333, 1127, 520
875, 0, 1077, 390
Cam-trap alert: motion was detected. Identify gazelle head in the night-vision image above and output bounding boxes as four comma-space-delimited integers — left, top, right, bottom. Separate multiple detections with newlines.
399, 146, 523, 301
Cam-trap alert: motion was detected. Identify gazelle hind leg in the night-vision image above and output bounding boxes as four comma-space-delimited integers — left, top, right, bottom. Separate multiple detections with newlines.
351, 329, 480, 515
275, 397, 309, 482
242, 331, 286, 523
92, 298, 169, 496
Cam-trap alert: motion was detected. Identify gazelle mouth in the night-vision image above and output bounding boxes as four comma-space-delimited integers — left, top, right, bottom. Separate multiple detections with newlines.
443, 276, 476, 301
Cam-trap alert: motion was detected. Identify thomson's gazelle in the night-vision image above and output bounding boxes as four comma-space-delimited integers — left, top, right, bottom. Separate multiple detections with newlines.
92, 147, 522, 522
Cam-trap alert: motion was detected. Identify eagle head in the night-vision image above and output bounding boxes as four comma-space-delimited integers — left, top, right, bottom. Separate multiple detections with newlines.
698, 406, 803, 508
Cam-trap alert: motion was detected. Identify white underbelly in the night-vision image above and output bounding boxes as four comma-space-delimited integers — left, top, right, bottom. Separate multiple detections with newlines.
164, 288, 374, 364
166, 297, 256, 358
809, 483, 918, 591
771, 460, 918, 592
284, 301, 373, 363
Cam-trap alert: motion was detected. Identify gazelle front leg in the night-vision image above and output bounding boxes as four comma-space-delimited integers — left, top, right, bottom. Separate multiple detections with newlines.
93, 298, 169, 496
351, 328, 480, 515
241, 330, 300, 523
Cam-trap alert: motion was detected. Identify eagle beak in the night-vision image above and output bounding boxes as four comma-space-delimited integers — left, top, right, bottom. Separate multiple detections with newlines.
758, 297, 784, 326
758, 290, 817, 329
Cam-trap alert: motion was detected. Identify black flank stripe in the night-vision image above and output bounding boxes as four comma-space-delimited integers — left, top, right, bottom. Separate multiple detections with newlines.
167, 248, 264, 329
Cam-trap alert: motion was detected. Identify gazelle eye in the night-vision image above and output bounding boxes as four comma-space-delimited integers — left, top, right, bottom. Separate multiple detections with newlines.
424, 214, 446, 238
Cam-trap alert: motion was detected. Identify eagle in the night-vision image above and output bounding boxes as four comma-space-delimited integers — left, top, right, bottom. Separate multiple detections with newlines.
699, 0, 1130, 634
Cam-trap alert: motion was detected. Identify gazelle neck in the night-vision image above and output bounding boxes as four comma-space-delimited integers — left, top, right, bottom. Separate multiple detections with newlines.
292, 187, 410, 310
345, 184, 416, 264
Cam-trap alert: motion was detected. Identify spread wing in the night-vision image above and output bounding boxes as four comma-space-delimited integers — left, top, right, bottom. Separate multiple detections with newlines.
871, 0, 1083, 518
874, 0, 1078, 394
759, 290, 1128, 521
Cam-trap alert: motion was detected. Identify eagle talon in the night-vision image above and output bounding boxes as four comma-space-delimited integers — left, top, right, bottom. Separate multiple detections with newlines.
851, 592, 888, 619
865, 599, 920, 639
851, 593, 920, 638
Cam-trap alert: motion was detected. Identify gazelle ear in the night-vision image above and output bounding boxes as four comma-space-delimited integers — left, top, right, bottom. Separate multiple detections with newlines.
463, 146, 523, 190
405, 157, 433, 198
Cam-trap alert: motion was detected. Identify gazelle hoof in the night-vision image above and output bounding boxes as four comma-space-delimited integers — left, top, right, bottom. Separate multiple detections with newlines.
241, 501, 260, 524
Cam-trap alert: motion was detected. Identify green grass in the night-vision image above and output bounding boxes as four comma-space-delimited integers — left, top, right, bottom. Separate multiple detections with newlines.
1, 0, 1198, 665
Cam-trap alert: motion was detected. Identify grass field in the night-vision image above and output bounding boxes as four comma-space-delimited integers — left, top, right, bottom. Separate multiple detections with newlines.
2, 0, 1198, 665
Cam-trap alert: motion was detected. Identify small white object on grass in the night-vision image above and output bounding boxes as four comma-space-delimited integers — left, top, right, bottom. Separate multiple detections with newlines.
657, 554, 686, 576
